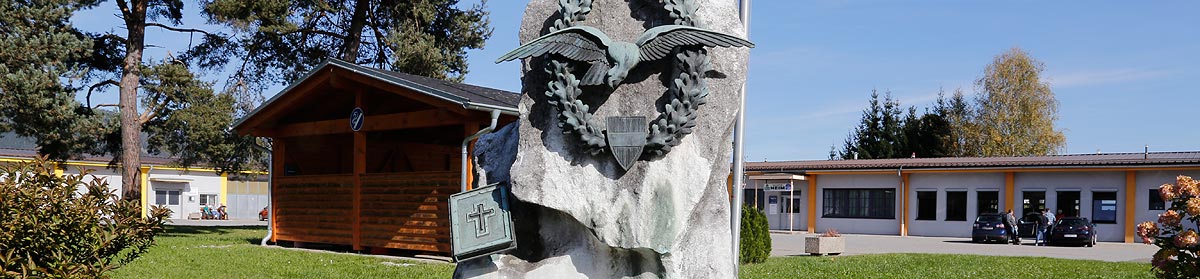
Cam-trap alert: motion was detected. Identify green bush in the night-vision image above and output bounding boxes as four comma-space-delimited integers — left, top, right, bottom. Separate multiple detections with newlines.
740, 205, 771, 264
0, 158, 170, 278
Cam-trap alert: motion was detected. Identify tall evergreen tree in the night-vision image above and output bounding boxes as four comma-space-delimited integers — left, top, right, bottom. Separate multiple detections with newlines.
972, 47, 1065, 156
934, 88, 975, 156
1, 1, 265, 199
901, 106, 951, 158
81, 0, 265, 198
0, 0, 107, 160
199, 0, 493, 96
839, 90, 906, 160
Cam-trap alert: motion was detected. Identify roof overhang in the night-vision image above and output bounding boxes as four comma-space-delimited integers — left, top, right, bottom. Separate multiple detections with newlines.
232, 59, 517, 135
149, 177, 194, 183
748, 173, 807, 180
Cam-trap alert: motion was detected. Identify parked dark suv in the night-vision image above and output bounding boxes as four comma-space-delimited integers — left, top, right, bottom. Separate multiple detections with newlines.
972, 213, 1011, 243
1047, 217, 1097, 247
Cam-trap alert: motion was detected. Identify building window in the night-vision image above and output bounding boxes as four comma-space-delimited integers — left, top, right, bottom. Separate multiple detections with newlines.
155, 190, 166, 205
946, 191, 967, 221
791, 196, 803, 214
199, 194, 219, 206
1092, 191, 1118, 224
916, 191, 936, 220
823, 189, 895, 219
168, 191, 180, 205
977, 191, 999, 216
1150, 189, 1165, 210
1022, 191, 1046, 217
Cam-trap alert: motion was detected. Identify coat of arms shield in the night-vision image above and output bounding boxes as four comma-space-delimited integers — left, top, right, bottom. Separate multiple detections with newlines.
606, 116, 647, 170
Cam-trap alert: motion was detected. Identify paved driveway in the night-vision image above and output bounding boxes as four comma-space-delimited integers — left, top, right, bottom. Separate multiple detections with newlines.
770, 232, 1158, 262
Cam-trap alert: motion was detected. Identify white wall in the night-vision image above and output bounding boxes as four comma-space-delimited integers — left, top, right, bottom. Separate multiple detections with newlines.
62, 167, 123, 199
1136, 170, 1200, 235
149, 170, 224, 219
816, 174, 900, 235
62, 165, 224, 219
1016, 172, 1126, 242
907, 172, 1006, 238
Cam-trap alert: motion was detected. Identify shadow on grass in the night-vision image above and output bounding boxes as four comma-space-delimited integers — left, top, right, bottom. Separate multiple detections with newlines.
162, 225, 266, 235
160, 225, 268, 244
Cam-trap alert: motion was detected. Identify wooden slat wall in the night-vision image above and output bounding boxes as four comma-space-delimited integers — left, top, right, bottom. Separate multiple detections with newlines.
272, 172, 458, 254
360, 171, 458, 253
273, 175, 355, 244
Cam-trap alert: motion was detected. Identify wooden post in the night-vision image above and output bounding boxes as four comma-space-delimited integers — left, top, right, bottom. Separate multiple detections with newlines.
464, 121, 480, 191
352, 91, 365, 251
271, 140, 286, 243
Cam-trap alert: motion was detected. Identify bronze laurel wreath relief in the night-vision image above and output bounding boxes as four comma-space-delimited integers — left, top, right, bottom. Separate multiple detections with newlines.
497, 0, 753, 170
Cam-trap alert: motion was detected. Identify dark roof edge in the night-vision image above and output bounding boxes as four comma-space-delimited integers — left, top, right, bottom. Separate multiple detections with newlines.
233, 59, 519, 130
750, 163, 1200, 173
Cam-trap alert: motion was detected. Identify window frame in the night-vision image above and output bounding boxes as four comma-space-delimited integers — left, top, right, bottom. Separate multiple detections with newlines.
822, 188, 896, 219
916, 191, 937, 221
1092, 191, 1118, 224
1149, 189, 1165, 211
976, 191, 999, 216
199, 194, 219, 206
945, 191, 968, 221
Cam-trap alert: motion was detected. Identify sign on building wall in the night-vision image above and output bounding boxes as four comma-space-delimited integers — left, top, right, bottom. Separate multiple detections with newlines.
764, 183, 792, 192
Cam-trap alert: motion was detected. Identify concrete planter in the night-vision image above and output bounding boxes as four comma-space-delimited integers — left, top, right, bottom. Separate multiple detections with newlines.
805, 236, 845, 256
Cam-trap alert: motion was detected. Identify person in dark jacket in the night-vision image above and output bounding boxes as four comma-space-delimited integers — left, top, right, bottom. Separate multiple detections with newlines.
1005, 209, 1020, 245
1036, 208, 1050, 246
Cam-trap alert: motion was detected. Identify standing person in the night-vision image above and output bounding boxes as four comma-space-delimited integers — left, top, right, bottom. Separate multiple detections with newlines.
1036, 208, 1049, 246
1056, 209, 1065, 219
1005, 209, 1020, 245
1044, 207, 1056, 242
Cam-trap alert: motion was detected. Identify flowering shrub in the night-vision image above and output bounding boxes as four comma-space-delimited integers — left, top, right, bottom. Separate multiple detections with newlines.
822, 228, 841, 237
1137, 175, 1200, 278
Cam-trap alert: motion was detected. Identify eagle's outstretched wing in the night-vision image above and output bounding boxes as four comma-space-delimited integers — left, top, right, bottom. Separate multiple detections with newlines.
496, 26, 613, 85
635, 25, 755, 62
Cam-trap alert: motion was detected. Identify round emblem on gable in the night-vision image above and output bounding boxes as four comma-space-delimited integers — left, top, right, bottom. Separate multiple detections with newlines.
350, 107, 364, 132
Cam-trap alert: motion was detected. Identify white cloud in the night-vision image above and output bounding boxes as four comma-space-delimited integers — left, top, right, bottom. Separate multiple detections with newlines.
1049, 68, 1172, 88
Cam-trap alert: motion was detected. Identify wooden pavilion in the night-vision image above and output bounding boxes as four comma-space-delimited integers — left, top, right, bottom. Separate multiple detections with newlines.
234, 59, 518, 254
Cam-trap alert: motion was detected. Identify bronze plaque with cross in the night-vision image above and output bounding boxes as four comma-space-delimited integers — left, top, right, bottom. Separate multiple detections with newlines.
449, 183, 516, 261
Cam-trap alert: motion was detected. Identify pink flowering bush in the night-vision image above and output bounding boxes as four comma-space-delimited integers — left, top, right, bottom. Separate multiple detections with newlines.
1137, 175, 1200, 278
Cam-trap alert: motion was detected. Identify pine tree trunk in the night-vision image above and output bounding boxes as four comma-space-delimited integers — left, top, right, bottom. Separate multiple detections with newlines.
119, 0, 147, 201
340, 0, 370, 62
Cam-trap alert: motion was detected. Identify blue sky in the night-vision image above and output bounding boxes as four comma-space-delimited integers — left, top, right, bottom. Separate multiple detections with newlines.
75, 1, 1200, 161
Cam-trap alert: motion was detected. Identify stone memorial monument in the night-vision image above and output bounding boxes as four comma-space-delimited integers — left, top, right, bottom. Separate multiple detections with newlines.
454, 0, 751, 277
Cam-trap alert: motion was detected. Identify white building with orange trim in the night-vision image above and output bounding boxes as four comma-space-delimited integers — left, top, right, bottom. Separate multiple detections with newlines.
743, 151, 1200, 243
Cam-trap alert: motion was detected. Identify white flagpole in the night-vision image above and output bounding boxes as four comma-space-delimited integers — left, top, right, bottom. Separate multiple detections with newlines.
732, 0, 750, 274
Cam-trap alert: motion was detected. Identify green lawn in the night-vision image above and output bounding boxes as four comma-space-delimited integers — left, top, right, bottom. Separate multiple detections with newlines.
112, 226, 1154, 278
110, 226, 454, 279
740, 253, 1154, 279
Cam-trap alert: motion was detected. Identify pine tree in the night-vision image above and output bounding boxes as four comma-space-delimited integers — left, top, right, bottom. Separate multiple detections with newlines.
199, 0, 493, 95
0, 1, 106, 160
839, 90, 906, 159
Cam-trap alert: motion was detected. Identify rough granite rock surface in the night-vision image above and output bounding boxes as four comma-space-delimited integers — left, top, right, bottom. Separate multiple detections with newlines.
456, 0, 748, 278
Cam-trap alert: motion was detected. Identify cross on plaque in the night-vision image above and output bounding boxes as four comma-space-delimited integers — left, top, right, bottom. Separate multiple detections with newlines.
466, 203, 496, 237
